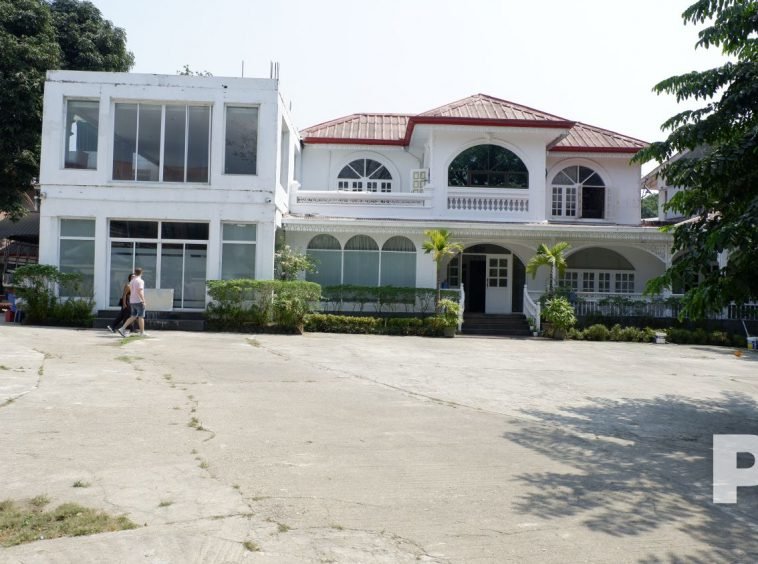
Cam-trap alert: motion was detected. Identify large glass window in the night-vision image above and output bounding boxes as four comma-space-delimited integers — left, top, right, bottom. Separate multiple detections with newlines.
221, 223, 257, 280
448, 144, 528, 188
225, 106, 258, 175
112, 103, 210, 182
65, 100, 99, 170
337, 159, 393, 192
59, 219, 95, 297
343, 235, 379, 286
551, 166, 606, 219
108, 220, 208, 308
306, 235, 342, 287
380, 236, 416, 287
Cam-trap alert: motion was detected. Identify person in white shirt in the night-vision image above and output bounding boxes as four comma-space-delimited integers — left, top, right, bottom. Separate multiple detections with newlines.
116, 267, 148, 337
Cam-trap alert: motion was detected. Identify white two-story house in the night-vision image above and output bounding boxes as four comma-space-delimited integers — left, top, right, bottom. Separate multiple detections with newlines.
285, 94, 672, 316
39, 73, 672, 321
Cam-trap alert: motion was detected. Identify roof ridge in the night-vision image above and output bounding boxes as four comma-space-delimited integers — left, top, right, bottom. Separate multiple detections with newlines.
419, 93, 572, 122
302, 113, 411, 132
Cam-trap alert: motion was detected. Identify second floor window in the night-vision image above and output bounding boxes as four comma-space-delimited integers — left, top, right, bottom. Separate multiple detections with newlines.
65, 100, 99, 170
551, 166, 606, 219
337, 159, 393, 192
112, 103, 210, 183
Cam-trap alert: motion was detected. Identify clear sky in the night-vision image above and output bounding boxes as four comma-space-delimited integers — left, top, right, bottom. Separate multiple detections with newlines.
88, 0, 726, 151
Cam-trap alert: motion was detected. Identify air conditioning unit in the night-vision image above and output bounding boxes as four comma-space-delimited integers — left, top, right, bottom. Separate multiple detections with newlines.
410, 169, 429, 192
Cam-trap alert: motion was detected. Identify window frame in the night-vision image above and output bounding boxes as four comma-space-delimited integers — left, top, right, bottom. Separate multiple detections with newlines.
561, 268, 636, 294
58, 218, 96, 298
223, 104, 260, 176
63, 99, 100, 171
448, 144, 529, 189
220, 222, 257, 280
111, 102, 212, 184
550, 165, 607, 220
336, 158, 394, 193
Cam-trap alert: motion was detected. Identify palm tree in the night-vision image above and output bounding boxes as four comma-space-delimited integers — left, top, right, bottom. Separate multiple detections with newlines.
422, 229, 464, 308
526, 242, 571, 292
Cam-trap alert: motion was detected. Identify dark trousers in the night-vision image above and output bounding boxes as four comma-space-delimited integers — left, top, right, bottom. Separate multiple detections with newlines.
111, 306, 134, 331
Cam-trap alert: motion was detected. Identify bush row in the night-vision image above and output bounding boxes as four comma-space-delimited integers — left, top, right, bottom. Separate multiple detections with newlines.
320, 285, 459, 314
205, 279, 321, 333
304, 313, 452, 337
567, 323, 747, 347
12, 264, 94, 327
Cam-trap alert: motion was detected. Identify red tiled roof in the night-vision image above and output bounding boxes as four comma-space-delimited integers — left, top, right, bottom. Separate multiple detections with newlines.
419, 93, 570, 123
552, 122, 647, 154
301, 94, 647, 153
302, 114, 410, 145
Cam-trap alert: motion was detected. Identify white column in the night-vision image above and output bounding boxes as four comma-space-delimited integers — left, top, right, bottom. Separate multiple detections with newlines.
256, 221, 277, 280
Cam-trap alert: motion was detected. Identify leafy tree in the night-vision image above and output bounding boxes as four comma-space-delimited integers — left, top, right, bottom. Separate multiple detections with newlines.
275, 245, 316, 281
526, 242, 570, 292
177, 64, 212, 77
634, 0, 757, 318
51, 0, 133, 71
0, 0, 134, 217
422, 229, 463, 308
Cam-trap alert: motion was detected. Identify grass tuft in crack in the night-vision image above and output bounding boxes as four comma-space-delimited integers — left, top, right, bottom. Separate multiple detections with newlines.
243, 540, 260, 552
0, 498, 137, 547
72, 481, 90, 488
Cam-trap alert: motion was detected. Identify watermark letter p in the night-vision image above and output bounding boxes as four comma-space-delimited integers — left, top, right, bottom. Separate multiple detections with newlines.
713, 434, 758, 504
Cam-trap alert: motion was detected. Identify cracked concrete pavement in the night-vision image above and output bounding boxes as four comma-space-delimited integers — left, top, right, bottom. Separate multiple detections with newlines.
1, 325, 758, 563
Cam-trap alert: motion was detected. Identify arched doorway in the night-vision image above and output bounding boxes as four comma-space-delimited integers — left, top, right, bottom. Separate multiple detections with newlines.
448, 244, 525, 314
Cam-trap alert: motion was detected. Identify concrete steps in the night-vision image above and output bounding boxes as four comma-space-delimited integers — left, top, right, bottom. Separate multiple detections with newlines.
461, 313, 532, 337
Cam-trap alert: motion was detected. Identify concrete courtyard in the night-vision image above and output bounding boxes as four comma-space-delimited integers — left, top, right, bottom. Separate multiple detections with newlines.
1, 325, 757, 563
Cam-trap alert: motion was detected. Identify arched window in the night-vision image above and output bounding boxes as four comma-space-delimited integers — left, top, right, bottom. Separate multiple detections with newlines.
338, 159, 393, 193
380, 236, 416, 287
343, 235, 379, 286
551, 166, 606, 219
306, 234, 342, 287
448, 144, 528, 188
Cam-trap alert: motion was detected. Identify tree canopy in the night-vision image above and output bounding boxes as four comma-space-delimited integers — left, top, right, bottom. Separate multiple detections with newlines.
635, 0, 758, 318
0, 0, 133, 218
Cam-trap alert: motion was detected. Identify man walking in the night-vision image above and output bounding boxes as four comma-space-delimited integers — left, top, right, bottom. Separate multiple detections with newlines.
117, 267, 148, 337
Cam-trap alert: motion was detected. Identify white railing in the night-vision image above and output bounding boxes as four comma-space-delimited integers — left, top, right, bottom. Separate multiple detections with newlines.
295, 190, 431, 208
523, 284, 540, 332
447, 188, 529, 214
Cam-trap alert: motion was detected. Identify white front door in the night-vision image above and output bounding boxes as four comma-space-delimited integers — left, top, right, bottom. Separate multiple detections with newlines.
485, 254, 511, 313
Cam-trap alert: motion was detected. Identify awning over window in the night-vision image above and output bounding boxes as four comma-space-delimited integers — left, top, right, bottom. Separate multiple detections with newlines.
0, 212, 40, 243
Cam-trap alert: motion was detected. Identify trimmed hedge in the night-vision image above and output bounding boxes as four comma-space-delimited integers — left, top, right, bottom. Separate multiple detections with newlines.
206, 279, 321, 333
304, 313, 450, 337
567, 323, 747, 347
320, 285, 459, 314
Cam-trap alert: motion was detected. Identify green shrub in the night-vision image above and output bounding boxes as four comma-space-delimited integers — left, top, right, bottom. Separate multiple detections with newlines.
542, 297, 576, 337
385, 317, 423, 335
583, 324, 611, 341
304, 314, 380, 334
320, 285, 458, 315
206, 279, 320, 332
12, 264, 93, 327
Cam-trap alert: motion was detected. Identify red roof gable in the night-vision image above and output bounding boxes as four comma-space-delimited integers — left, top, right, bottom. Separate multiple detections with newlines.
301, 94, 647, 153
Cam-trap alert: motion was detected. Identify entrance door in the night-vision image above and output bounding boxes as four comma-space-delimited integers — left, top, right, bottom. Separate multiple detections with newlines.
485, 255, 511, 313
464, 256, 487, 313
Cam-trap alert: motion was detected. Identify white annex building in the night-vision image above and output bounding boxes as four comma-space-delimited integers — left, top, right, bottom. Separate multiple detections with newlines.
38, 71, 673, 322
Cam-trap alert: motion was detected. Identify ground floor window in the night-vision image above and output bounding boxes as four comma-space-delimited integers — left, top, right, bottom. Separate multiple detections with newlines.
221, 223, 256, 279
59, 219, 95, 297
108, 220, 209, 309
560, 269, 635, 294
306, 234, 416, 287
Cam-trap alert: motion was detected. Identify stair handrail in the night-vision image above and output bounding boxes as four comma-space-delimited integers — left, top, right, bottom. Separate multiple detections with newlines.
523, 285, 540, 332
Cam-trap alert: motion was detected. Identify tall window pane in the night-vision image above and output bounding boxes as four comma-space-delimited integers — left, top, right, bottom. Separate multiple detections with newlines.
135, 242, 158, 289
221, 223, 256, 280
306, 250, 342, 286
187, 106, 210, 182
65, 100, 99, 170
137, 105, 161, 181
184, 244, 207, 308
163, 105, 186, 182
160, 243, 184, 307
225, 106, 258, 175
59, 219, 95, 297
113, 104, 137, 180
109, 241, 134, 306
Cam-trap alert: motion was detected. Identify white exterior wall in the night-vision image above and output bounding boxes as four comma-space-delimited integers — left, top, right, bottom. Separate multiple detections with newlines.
39, 71, 298, 310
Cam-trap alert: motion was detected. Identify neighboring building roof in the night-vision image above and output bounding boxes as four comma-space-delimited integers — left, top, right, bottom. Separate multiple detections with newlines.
301, 94, 647, 153
0, 212, 40, 243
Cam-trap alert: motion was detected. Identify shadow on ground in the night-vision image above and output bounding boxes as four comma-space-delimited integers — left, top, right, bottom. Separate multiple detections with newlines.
505, 392, 758, 563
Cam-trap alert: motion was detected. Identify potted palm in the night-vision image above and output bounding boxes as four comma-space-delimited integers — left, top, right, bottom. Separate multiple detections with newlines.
422, 229, 464, 309
438, 298, 460, 337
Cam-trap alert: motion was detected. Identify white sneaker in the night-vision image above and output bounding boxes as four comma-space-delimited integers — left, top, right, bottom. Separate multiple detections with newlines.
139, 332, 149, 337
117, 328, 126, 337
106, 325, 114, 333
